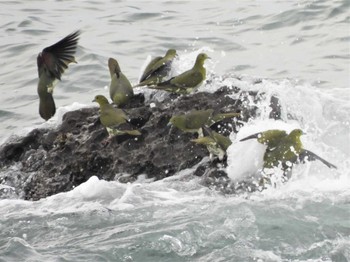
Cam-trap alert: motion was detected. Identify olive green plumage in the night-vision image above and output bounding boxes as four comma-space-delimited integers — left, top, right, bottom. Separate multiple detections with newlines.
92, 95, 141, 136
37, 30, 80, 120
240, 129, 337, 169
241, 129, 291, 149
169, 109, 240, 134
136, 49, 177, 87
150, 53, 209, 94
192, 126, 232, 161
108, 58, 134, 107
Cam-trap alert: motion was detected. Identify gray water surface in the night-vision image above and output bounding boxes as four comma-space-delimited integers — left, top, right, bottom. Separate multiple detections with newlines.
0, 0, 349, 140
0, 1, 349, 261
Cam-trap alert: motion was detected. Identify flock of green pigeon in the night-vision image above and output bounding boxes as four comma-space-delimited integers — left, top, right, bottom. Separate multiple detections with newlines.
35, 30, 336, 176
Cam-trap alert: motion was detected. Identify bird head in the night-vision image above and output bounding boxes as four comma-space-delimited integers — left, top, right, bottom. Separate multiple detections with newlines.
92, 95, 109, 106
289, 129, 304, 138
195, 53, 210, 66
168, 116, 177, 126
289, 129, 304, 146
166, 49, 177, 58
168, 115, 185, 127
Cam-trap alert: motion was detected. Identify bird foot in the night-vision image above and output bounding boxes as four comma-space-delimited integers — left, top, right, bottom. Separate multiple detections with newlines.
101, 136, 112, 146
47, 86, 54, 94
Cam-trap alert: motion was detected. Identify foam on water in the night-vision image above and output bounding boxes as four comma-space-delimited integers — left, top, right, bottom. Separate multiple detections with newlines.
1, 73, 349, 262
0, 167, 348, 261
1, 0, 349, 258
1, 49, 348, 204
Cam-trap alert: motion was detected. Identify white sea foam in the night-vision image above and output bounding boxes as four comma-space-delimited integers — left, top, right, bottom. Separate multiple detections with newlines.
1, 1, 349, 260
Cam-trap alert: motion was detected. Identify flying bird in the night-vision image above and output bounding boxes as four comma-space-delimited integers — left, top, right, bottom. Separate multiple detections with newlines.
37, 30, 80, 120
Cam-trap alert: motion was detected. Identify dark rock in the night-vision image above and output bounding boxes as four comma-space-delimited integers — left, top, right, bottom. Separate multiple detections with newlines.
0, 86, 282, 200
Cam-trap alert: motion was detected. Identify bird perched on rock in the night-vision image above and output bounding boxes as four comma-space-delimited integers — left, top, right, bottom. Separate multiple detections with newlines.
240, 129, 337, 170
191, 126, 232, 161
108, 58, 134, 107
150, 53, 209, 94
37, 30, 80, 120
169, 109, 240, 135
92, 95, 141, 136
136, 49, 177, 87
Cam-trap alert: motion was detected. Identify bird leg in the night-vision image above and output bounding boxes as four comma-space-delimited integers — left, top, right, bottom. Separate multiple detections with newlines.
198, 127, 204, 138
47, 80, 58, 94
101, 135, 113, 146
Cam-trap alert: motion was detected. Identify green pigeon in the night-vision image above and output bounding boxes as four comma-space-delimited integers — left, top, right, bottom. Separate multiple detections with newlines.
37, 30, 80, 120
150, 53, 209, 94
240, 129, 337, 170
92, 95, 141, 136
191, 126, 232, 161
108, 58, 134, 107
136, 49, 177, 87
169, 109, 240, 135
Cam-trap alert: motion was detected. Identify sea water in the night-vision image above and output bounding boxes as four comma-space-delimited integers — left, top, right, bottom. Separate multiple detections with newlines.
0, 1, 349, 261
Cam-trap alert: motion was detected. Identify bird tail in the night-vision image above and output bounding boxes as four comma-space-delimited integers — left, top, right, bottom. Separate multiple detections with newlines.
39, 92, 56, 121
202, 125, 213, 137
108, 128, 141, 136
134, 76, 160, 88
148, 84, 193, 95
155, 77, 173, 87
239, 132, 260, 142
191, 136, 215, 146
299, 149, 337, 169
211, 112, 241, 123
133, 83, 143, 88
203, 126, 232, 150
108, 58, 121, 76
123, 130, 142, 136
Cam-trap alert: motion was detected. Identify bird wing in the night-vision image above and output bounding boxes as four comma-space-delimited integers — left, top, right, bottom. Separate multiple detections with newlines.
213, 131, 232, 151
156, 69, 202, 88
185, 110, 213, 129
37, 30, 80, 80
171, 70, 203, 87
101, 105, 128, 127
298, 149, 337, 169
210, 112, 240, 124
140, 56, 162, 82
146, 59, 172, 81
203, 126, 232, 151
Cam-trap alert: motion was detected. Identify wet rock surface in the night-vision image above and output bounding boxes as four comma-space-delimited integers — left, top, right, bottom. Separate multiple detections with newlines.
0, 86, 281, 200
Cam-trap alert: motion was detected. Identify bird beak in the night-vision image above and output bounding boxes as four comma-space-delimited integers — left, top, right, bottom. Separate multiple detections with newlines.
92, 98, 96, 102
